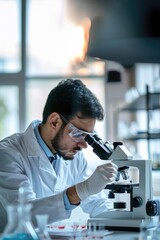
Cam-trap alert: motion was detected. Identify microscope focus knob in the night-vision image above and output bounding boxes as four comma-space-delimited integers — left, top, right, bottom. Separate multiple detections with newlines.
132, 197, 143, 208
108, 191, 115, 199
146, 200, 160, 216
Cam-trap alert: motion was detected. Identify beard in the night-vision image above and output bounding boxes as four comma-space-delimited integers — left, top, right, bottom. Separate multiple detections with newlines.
51, 126, 81, 160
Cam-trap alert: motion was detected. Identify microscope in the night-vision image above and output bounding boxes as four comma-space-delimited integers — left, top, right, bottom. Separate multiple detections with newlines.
85, 134, 160, 231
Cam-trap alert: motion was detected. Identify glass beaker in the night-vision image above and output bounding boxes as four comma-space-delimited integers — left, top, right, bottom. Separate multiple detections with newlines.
139, 218, 157, 240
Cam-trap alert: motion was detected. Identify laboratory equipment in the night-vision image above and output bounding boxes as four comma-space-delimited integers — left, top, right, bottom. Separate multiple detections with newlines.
0, 205, 18, 239
139, 218, 158, 240
35, 214, 51, 240
85, 134, 160, 231
0, 187, 39, 240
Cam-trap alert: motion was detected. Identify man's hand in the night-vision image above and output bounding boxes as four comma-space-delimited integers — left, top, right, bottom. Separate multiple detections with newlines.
75, 162, 118, 200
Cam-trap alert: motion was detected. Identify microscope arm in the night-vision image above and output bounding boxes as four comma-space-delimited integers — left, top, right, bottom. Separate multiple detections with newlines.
108, 144, 133, 160
85, 134, 133, 161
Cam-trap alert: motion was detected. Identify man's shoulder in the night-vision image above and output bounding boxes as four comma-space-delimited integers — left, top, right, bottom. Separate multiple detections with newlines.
0, 121, 38, 148
0, 122, 35, 153
0, 132, 22, 147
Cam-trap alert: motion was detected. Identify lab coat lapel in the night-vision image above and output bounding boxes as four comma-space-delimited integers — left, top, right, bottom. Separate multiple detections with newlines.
23, 122, 58, 193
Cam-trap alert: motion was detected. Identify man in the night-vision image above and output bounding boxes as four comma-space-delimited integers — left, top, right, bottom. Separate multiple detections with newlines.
0, 79, 118, 232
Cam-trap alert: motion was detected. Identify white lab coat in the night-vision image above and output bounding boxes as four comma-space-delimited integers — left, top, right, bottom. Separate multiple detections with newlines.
0, 121, 110, 233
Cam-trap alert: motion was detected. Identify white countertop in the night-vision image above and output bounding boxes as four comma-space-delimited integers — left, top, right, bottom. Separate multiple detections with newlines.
49, 230, 140, 239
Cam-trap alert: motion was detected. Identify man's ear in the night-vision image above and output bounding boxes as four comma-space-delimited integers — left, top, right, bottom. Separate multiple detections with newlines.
48, 112, 61, 129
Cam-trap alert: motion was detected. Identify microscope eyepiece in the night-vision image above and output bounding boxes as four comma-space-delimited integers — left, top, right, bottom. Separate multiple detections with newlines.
85, 134, 113, 160
85, 134, 96, 146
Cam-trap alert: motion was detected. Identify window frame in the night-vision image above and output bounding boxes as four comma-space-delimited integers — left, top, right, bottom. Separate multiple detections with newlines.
0, 0, 106, 135
0, 0, 26, 132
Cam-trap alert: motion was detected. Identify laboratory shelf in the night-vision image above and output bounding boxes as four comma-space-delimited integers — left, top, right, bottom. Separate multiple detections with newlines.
116, 85, 160, 163
121, 132, 160, 141
119, 91, 160, 112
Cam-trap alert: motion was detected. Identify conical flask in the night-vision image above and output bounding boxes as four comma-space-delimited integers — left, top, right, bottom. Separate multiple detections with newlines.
0, 187, 39, 240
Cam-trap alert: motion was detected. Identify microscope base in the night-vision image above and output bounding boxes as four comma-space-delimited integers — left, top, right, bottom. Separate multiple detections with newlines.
87, 218, 144, 232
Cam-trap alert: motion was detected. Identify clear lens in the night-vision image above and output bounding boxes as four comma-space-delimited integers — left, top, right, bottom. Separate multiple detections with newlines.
60, 114, 96, 142
68, 123, 87, 142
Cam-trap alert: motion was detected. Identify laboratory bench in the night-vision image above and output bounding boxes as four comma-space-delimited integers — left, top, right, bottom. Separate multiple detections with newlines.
49, 230, 140, 239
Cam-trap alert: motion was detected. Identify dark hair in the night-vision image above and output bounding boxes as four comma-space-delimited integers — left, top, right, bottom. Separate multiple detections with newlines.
42, 79, 104, 123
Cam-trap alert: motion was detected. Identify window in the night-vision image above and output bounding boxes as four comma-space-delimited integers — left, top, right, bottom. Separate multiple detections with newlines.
0, 0, 21, 73
0, 0, 24, 139
0, 86, 19, 139
0, 0, 106, 170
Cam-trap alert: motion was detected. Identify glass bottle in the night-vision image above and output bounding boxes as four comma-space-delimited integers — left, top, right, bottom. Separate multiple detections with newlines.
15, 203, 39, 240
35, 214, 51, 240
0, 205, 18, 239
152, 217, 160, 240
139, 218, 157, 240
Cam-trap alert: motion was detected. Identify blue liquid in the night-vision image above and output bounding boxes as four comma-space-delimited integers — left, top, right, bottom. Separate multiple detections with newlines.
2, 232, 36, 240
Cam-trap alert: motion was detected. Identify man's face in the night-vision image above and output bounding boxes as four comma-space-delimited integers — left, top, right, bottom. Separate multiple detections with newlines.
51, 115, 96, 160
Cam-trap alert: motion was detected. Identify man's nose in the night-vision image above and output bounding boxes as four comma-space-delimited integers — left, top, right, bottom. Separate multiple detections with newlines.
77, 141, 88, 149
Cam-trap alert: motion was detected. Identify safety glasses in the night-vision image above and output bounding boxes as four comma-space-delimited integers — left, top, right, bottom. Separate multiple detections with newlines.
60, 115, 96, 142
